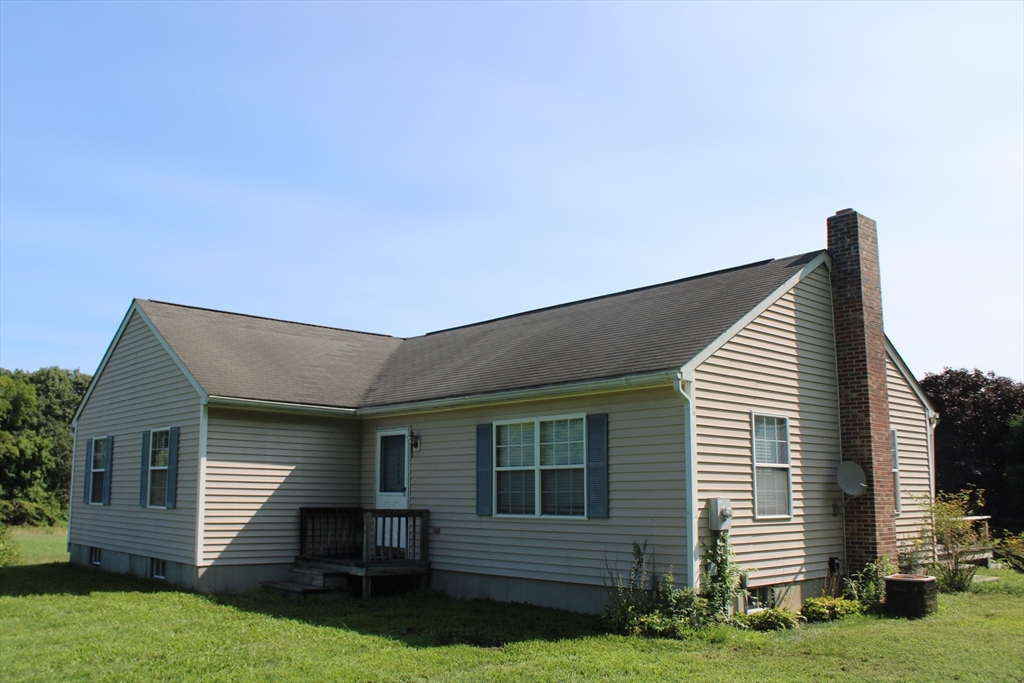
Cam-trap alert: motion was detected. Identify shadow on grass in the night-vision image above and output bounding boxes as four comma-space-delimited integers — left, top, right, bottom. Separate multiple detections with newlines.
0, 562, 602, 648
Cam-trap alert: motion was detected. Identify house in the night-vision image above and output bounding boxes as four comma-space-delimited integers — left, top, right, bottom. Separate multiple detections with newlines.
67, 209, 936, 613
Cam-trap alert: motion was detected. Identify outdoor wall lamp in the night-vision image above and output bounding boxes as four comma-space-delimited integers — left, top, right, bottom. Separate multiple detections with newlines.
408, 432, 421, 451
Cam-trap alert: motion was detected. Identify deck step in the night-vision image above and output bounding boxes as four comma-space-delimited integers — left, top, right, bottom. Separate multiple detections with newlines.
291, 565, 350, 588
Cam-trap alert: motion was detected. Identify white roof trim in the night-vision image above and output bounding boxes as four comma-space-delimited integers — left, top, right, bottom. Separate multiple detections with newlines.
680, 251, 832, 378
72, 300, 207, 427
885, 338, 937, 416
207, 395, 358, 417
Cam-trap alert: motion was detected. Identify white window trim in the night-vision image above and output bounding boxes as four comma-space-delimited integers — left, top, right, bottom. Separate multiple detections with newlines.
147, 427, 172, 509
88, 436, 108, 505
751, 412, 793, 520
891, 429, 902, 515
492, 412, 588, 519
150, 557, 166, 579
89, 547, 101, 565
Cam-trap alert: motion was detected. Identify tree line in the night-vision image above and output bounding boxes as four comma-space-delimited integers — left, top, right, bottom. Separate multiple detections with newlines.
0, 365, 1020, 531
1, 367, 91, 524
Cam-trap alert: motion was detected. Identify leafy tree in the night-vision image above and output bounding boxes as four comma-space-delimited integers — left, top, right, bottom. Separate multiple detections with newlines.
0, 374, 54, 505
919, 368, 1024, 533
0, 367, 91, 522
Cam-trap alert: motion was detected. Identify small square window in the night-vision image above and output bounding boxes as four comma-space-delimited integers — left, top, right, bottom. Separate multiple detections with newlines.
89, 547, 102, 566
747, 586, 775, 612
150, 558, 166, 579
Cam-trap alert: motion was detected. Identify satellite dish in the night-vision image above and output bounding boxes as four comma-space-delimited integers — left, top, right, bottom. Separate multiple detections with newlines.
837, 461, 868, 497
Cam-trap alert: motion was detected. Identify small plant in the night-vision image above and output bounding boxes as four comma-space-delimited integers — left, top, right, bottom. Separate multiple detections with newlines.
996, 532, 1024, 573
920, 488, 990, 593
0, 524, 24, 567
602, 540, 654, 634
700, 531, 742, 623
800, 596, 863, 622
844, 556, 896, 613
735, 607, 799, 631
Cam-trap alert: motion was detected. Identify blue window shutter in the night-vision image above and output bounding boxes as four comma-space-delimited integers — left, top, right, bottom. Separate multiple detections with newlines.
101, 436, 114, 505
83, 438, 93, 504
165, 427, 179, 509
139, 431, 150, 507
476, 424, 492, 515
587, 414, 609, 518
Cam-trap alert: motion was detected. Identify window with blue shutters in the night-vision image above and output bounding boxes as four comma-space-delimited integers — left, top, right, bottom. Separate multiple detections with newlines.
479, 413, 608, 519
142, 427, 179, 508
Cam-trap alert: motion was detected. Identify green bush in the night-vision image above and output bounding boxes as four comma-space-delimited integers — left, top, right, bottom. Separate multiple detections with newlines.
0, 524, 23, 566
921, 488, 988, 593
845, 556, 896, 613
801, 596, 864, 622
0, 498, 63, 526
602, 534, 739, 638
996, 532, 1024, 573
736, 607, 799, 631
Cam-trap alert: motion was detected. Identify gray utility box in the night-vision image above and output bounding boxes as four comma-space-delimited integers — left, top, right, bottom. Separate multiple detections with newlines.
709, 497, 734, 531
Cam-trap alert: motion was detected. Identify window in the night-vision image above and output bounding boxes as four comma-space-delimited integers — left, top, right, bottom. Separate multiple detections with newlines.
89, 547, 101, 566
148, 428, 171, 507
752, 414, 792, 518
89, 437, 108, 504
494, 415, 586, 517
891, 429, 902, 514
747, 585, 776, 612
150, 558, 166, 579
379, 434, 406, 494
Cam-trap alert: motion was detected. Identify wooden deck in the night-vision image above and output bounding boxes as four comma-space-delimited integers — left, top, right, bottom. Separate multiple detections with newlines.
296, 507, 430, 598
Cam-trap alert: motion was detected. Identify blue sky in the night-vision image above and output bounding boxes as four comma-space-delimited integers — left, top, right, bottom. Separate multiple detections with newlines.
2, 2, 1021, 381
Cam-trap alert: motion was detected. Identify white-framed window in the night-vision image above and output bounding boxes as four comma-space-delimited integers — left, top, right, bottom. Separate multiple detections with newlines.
148, 428, 171, 508
747, 585, 776, 612
150, 558, 166, 579
494, 414, 586, 517
891, 429, 902, 514
89, 437, 108, 504
89, 547, 102, 566
752, 413, 792, 519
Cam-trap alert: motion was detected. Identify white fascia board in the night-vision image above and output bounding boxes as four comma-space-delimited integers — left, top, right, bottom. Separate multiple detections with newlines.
356, 370, 679, 418
680, 251, 832, 378
206, 395, 358, 418
72, 300, 207, 427
884, 338, 937, 417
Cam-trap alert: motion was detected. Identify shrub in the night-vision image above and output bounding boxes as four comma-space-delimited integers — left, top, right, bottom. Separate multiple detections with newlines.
920, 488, 990, 592
896, 536, 928, 574
996, 532, 1024, 573
801, 596, 863, 622
0, 498, 63, 526
603, 534, 740, 638
0, 524, 23, 567
736, 607, 799, 631
844, 556, 896, 613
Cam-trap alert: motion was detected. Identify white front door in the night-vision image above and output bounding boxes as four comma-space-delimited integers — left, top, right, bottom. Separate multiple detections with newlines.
375, 429, 410, 510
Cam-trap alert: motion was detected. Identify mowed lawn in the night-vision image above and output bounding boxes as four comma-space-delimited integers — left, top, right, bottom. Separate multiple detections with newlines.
1, 530, 1022, 682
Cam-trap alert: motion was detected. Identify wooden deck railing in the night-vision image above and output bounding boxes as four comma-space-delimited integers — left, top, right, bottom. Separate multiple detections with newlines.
299, 507, 429, 563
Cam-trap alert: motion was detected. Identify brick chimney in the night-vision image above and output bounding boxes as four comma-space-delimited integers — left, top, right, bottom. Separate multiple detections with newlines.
828, 209, 897, 572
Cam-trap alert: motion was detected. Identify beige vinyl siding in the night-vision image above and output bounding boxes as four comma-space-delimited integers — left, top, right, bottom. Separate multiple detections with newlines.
693, 265, 844, 586
361, 387, 687, 587
70, 311, 201, 564
888, 355, 932, 540
203, 409, 361, 565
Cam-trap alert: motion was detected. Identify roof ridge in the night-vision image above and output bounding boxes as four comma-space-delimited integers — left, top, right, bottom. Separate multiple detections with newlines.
423, 253, 809, 337
143, 299, 400, 339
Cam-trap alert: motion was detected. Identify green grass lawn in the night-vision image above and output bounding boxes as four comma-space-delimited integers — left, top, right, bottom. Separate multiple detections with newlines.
2, 530, 1022, 682
9, 525, 70, 565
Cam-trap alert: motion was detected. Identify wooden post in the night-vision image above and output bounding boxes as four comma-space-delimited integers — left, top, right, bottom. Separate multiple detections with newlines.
421, 510, 430, 562
362, 511, 374, 564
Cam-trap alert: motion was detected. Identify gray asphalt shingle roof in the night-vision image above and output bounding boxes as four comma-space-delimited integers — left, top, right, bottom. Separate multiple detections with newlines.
136, 299, 402, 408
137, 250, 823, 409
